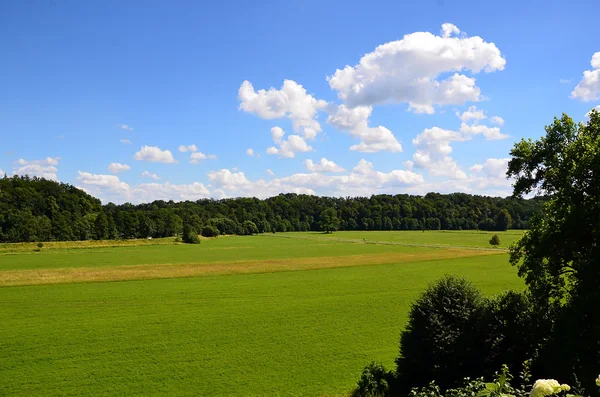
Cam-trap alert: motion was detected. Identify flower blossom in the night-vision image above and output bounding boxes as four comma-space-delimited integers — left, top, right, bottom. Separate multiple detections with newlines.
530, 379, 569, 397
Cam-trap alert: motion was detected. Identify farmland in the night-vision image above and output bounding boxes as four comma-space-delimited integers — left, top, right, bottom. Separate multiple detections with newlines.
0, 231, 523, 396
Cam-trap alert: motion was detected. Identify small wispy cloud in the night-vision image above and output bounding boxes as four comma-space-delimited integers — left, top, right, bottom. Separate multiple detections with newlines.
559, 78, 571, 84
120, 139, 132, 144
189, 152, 217, 164
179, 144, 198, 153
141, 171, 160, 180
119, 124, 134, 131
56, 135, 65, 139
108, 163, 131, 174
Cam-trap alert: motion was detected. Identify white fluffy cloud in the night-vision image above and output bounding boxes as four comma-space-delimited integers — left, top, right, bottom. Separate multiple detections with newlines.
571, 52, 600, 101
327, 23, 505, 112
457, 106, 486, 122
0, 169, 5, 176
412, 127, 467, 179
410, 114, 508, 180
13, 157, 60, 180
208, 159, 424, 199
266, 169, 274, 176
120, 124, 134, 131
490, 116, 504, 126
266, 126, 313, 158
304, 158, 346, 173
77, 171, 211, 203
246, 148, 255, 156
190, 152, 217, 164
238, 80, 328, 139
133, 146, 177, 163
459, 122, 508, 140
76, 171, 130, 192
108, 163, 131, 174
468, 158, 512, 192
178, 144, 198, 153
141, 171, 160, 180
470, 157, 510, 178
120, 139, 132, 144
326, 105, 402, 152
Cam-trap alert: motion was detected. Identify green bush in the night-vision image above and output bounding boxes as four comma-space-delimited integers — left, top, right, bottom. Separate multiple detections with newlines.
208, 217, 237, 235
395, 275, 486, 393
489, 234, 500, 246
354, 362, 392, 397
241, 220, 259, 235
479, 292, 540, 378
201, 225, 219, 238
182, 224, 200, 244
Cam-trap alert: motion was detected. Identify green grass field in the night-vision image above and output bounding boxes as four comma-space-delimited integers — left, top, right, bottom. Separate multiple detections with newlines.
0, 231, 524, 396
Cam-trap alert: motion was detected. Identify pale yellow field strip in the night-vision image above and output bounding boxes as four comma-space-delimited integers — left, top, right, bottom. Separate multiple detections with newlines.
0, 238, 179, 253
0, 249, 502, 287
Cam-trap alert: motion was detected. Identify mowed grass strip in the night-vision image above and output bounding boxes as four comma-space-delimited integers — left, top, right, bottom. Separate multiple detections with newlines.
0, 248, 500, 287
284, 230, 524, 249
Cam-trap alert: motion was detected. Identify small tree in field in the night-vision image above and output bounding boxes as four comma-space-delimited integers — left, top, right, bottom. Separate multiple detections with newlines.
37, 242, 43, 249
489, 234, 500, 247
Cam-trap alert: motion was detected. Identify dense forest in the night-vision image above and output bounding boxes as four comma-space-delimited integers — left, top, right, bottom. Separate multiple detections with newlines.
0, 175, 545, 243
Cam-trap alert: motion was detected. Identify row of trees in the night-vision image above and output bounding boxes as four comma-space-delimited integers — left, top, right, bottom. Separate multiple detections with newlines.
0, 175, 544, 242
354, 111, 600, 396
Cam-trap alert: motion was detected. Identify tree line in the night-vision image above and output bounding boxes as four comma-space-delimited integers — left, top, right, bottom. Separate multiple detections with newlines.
0, 175, 545, 243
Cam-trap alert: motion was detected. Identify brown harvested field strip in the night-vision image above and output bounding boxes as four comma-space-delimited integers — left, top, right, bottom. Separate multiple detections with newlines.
0, 249, 502, 287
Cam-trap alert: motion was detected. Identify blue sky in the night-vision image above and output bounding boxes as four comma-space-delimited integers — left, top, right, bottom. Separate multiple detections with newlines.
1, 0, 599, 203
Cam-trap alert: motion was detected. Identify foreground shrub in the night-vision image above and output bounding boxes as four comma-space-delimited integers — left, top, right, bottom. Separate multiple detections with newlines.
201, 225, 219, 238
395, 275, 486, 392
354, 362, 392, 397
480, 291, 541, 378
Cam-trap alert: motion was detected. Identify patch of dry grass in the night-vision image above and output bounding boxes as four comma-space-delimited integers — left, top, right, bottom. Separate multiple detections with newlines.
0, 249, 501, 287
0, 237, 180, 253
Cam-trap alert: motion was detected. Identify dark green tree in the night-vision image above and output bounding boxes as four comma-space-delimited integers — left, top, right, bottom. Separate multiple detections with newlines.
319, 207, 340, 233
489, 234, 500, 246
94, 212, 109, 240
494, 209, 512, 231
182, 223, 200, 244
242, 220, 259, 235
507, 110, 600, 391
395, 275, 485, 393
201, 225, 219, 238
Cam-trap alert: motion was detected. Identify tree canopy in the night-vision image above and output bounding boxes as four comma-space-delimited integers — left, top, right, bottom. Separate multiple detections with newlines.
507, 109, 600, 391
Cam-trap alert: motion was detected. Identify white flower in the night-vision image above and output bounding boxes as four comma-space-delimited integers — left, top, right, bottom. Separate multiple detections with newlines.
560, 384, 570, 392
530, 379, 565, 397
596, 375, 600, 387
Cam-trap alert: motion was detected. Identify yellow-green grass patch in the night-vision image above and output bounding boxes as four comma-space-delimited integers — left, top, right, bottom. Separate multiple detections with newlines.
0, 248, 501, 287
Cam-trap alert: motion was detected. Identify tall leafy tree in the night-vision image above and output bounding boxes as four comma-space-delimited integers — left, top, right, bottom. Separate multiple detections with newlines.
507, 110, 600, 390
494, 209, 512, 231
318, 207, 340, 233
